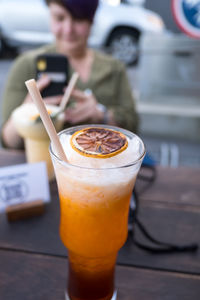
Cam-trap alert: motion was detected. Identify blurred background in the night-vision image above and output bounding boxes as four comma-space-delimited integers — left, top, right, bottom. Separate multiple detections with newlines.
0, 0, 200, 167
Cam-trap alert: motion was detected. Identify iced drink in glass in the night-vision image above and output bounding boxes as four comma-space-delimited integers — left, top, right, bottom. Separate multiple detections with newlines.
12, 102, 64, 180
49, 124, 145, 300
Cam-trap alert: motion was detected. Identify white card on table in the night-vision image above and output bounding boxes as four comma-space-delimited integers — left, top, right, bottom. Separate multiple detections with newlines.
0, 162, 50, 213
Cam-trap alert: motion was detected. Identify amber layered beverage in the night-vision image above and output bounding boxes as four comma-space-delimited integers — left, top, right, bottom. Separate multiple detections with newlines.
49, 125, 145, 300
12, 103, 64, 180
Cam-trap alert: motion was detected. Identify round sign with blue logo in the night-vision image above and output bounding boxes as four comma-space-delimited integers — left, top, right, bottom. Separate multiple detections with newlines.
172, 0, 200, 38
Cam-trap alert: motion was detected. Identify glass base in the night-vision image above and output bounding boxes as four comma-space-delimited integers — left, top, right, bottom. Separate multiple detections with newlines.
65, 290, 117, 300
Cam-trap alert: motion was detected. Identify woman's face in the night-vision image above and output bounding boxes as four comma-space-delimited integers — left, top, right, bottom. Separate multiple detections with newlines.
49, 3, 92, 56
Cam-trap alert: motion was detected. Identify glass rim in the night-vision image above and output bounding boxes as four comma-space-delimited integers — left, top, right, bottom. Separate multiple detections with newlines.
49, 124, 146, 170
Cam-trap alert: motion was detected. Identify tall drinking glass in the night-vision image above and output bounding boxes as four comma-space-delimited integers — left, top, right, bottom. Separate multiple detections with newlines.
49, 124, 145, 300
12, 102, 64, 181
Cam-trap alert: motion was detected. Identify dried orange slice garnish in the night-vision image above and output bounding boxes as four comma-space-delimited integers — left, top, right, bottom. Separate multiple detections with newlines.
30, 109, 52, 121
70, 127, 128, 158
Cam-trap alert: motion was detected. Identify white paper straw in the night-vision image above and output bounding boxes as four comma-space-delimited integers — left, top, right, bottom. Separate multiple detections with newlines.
25, 79, 67, 162
59, 72, 79, 111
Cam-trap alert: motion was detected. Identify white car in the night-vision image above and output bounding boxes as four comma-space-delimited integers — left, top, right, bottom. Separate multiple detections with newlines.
0, 0, 165, 65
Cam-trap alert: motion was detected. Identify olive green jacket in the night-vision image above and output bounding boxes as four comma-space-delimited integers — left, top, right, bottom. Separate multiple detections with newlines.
2, 44, 138, 140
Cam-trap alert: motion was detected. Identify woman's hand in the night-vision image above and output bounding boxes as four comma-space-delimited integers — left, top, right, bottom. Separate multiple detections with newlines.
23, 75, 63, 105
64, 89, 104, 124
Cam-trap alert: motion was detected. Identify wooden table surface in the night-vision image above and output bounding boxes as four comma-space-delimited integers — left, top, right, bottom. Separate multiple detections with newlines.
0, 148, 200, 300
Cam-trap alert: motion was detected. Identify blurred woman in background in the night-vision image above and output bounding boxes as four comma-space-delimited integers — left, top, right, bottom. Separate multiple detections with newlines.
1, 0, 138, 148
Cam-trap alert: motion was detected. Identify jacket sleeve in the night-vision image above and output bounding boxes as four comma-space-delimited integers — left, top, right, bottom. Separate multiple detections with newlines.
109, 62, 139, 133
1, 53, 35, 125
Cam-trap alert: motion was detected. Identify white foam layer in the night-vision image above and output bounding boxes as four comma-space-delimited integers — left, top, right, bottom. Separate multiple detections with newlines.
51, 131, 143, 189
12, 102, 64, 140
56, 163, 137, 195
12, 102, 63, 126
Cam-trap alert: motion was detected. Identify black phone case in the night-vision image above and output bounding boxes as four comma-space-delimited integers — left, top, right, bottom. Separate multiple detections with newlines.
36, 54, 69, 98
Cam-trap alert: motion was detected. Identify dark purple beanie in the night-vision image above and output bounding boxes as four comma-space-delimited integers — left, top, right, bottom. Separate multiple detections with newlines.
62, 0, 99, 21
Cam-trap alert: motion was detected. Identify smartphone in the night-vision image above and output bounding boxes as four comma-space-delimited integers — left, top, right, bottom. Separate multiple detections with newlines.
36, 53, 69, 98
